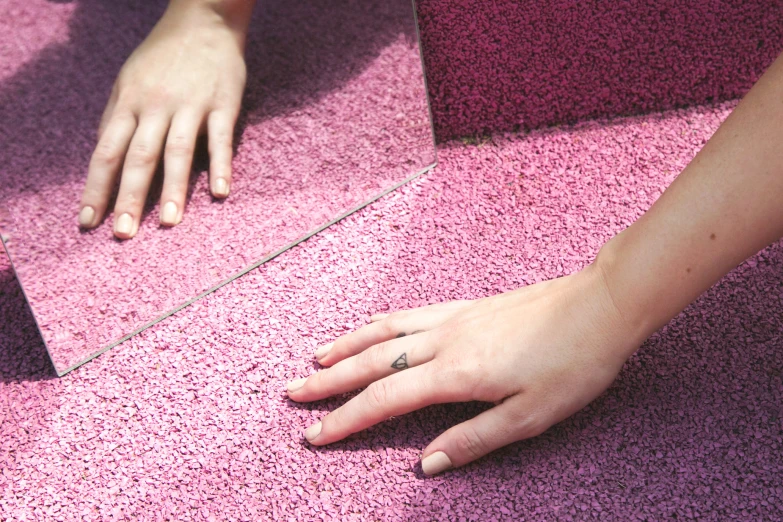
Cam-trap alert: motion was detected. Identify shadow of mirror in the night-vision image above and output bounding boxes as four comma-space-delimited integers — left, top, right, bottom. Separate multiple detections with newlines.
0, 0, 436, 375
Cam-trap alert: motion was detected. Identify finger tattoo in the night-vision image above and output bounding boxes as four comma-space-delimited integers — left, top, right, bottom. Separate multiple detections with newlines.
391, 353, 409, 370
395, 330, 424, 339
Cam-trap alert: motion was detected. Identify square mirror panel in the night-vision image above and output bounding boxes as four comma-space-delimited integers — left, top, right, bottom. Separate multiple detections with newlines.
0, 0, 436, 375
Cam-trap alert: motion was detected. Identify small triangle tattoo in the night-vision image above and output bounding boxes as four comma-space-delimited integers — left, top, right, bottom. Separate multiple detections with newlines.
391, 353, 408, 370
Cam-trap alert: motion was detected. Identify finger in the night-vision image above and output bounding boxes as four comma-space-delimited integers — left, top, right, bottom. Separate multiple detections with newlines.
303, 363, 461, 446
160, 110, 203, 226
287, 331, 435, 402
80, 113, 137, 229
112, 115, 171, 238
420, 395, 535, 475
315, 300, 472, 366
207, 109, 238, 198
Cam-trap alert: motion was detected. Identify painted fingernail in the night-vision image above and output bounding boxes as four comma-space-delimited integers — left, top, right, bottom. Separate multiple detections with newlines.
161, 201, 178, 225
314, 342, 334, 360
214, 178, 229, 197
421, 451, 452, 475
370, 313, 390, 322
115, 213, 133, 237
78, 206, 95, 227
286, 377, 308, 393
304, 421, 322, 442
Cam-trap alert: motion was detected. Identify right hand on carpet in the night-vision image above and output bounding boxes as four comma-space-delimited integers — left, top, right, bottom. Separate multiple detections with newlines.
78, 0, 253, 239
288, 263, 642, 474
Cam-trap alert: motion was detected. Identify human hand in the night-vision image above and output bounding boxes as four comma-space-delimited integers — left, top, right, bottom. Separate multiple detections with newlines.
78, 1, 249, 238
287, 263, 643, 475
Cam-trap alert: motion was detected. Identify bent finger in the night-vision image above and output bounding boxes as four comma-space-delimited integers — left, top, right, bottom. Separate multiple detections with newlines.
420, 395, 537, 475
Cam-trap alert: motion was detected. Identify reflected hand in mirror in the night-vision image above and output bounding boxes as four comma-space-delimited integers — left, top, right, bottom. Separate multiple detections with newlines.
79, 0, 256, 238
4, 0, 436, 374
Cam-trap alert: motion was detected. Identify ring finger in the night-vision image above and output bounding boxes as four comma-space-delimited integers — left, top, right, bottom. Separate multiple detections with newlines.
287, 330, 434, 402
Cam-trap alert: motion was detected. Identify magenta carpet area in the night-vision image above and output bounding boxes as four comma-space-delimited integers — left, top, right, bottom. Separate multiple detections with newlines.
417, 0, 783, 140
3, 0, 783, 520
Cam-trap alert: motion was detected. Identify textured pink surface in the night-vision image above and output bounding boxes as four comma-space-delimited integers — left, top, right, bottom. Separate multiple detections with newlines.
416, 0, 783, 140
0, 0, 433, 372
3, 101, 783, 519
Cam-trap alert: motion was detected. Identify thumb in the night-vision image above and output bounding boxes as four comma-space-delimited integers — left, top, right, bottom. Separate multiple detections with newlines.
420, 395, 534, 475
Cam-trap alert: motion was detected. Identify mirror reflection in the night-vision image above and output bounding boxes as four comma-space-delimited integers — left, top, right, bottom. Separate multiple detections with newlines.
0, 0, 436, 374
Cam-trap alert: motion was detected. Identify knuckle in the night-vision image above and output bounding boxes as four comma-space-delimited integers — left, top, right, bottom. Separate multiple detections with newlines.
126, 143, 158, 168
519, 413, 550, 439
454, 427, 488, 461
365, 380, 391, 410
117, 192, 143, 208
381, 314, 405, 336
306, 370, 325, 393
210, 129, 232, 150
165, 135, 194, 157
91, 142, 122, 167
361, 341, 389, 369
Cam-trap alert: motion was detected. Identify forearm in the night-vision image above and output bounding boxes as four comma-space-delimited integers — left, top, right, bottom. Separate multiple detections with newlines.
597, 51, 783, 353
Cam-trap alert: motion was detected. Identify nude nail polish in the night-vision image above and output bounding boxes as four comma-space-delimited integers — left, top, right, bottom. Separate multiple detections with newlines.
305, 421, 322, 442
287, 377, 307, 393
78, 206, 95, 227
161, 201, 178, 225
421, 451, 452, 475
214, 178, 229, 197
115, 213, 133, 236
315, 342, 333, 360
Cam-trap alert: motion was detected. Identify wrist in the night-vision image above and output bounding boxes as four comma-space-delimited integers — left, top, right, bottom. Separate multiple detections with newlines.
592, 231, 670, 349
166, 0, 256, 46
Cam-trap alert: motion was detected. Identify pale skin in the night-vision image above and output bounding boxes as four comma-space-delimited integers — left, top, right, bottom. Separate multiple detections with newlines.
86, 0, 783, 477
78, 0, 256, 238
287, 51, 783, 475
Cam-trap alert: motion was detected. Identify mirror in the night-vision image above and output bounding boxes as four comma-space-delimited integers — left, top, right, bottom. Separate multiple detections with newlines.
0, 0, 436, 375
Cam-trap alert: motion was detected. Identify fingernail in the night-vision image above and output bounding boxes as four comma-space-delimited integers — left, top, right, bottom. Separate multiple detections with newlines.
78, 206, 95, 227
314, 342, 333, 360
161, 201, 178, 225
286, 377, 308, 393
421, 451, 452, 475
304, 421, 322, 442
370, 313, 390, 322
214, 178, 229, 197
115, 213, 133, 236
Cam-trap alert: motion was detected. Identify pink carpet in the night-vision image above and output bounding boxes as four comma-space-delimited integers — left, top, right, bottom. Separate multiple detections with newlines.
3, 101, 783, 519
3, 0, 783, 520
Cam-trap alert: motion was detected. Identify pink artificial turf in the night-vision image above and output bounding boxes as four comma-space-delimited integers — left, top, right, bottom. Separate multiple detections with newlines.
2, 0, 783, 519
3, 101, 783, 519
